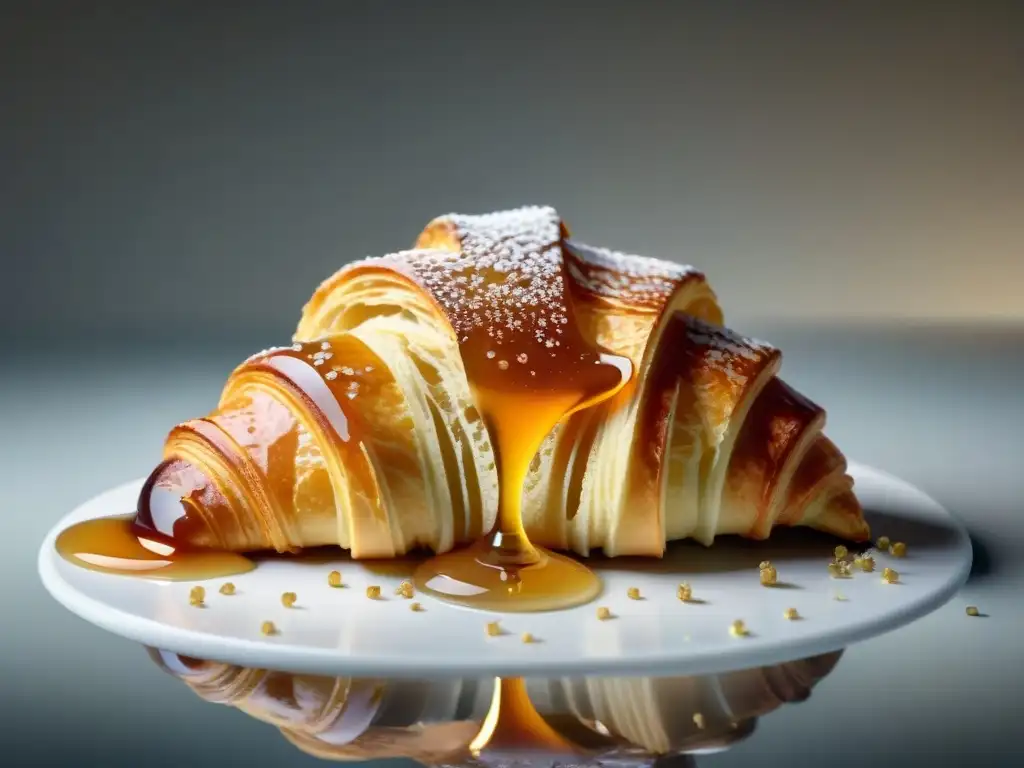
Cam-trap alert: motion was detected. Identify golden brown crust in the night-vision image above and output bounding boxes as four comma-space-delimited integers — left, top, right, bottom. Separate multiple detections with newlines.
808, 486, 869, 541
726, 378, 826, 540
781, 435, 848, 526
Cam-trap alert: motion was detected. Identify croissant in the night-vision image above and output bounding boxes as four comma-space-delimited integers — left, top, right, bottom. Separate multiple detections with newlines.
136, 206, 868, 560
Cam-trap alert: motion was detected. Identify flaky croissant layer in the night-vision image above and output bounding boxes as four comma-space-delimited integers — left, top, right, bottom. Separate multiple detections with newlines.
139, 206, 868, 558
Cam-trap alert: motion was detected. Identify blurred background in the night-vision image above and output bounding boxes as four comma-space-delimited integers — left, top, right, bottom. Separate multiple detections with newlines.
2, 2, 1022, 766
3, 0, 1022, 342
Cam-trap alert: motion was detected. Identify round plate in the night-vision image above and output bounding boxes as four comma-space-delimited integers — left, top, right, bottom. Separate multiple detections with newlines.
39, 462, 971, 678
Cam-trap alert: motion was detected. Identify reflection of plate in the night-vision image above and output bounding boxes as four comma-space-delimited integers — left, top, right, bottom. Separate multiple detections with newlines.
148, 646, 845, 763
39, 463, 971, 678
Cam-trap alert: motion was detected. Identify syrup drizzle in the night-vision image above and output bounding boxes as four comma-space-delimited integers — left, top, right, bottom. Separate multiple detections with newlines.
470, 677, 582, 756
410, 207, 631, 611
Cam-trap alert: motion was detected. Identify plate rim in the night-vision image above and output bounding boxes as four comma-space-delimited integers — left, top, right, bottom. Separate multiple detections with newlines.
38, 462, 973, 678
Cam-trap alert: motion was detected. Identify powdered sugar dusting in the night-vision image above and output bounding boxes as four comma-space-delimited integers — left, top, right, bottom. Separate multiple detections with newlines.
565, 241, 699, 309
307, 207, 566, 367
337, 248, 430, 279
338, 207, 571, 354
685, 316, 777, 381
406, 205, 568, 348
331, 209, 702, 346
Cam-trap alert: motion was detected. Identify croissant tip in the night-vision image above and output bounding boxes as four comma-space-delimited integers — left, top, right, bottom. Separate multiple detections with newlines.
134, 457, 225, 550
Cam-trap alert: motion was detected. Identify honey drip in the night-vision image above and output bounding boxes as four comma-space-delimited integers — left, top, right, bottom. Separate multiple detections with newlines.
54, 515, 254, 580
410, 350, 627, 611
55, 456, 257, 580
412, 211, 631, 611
470, 677, 582, 756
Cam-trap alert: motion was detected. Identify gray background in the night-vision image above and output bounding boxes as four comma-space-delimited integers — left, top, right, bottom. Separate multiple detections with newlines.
2, 2, 1022, 766
3, 0, 1023, 343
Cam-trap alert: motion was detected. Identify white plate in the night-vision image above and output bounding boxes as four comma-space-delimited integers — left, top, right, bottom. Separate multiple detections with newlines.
39, 462, 971, 678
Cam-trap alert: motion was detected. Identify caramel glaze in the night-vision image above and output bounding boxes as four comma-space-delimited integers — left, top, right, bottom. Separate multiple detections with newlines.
410, 210, 631, 611
55, 515, 255, 581
55, 334, 404, 579
56, 457, 255, 579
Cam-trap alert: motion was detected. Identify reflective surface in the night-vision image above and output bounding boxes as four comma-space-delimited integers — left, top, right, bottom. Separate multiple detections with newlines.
8, 325, 1021, 765
146, 645, 844, 765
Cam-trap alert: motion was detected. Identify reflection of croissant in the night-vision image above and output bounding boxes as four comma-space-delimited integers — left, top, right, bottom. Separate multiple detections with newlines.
534, 651, 843, 754
140, 206, 868, 557
147, 648, 487, 763
148, 647, 842, 761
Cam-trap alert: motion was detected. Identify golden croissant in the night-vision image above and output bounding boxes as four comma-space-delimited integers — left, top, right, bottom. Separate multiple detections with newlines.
136, 206, 869, 559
